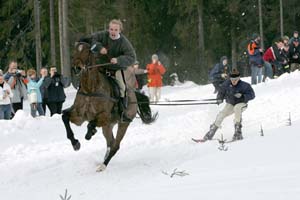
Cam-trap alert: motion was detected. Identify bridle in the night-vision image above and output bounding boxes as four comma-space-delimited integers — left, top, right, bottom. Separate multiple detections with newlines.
72, 42, 117, 102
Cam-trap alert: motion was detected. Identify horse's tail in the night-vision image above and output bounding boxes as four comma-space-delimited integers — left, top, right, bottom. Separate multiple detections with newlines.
135, 91, 158, 124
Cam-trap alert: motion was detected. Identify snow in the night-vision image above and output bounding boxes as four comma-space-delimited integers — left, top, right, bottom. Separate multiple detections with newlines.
1, 71, 300, 200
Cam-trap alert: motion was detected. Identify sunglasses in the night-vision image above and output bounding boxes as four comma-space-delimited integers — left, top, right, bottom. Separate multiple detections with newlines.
230, 77, 240, 81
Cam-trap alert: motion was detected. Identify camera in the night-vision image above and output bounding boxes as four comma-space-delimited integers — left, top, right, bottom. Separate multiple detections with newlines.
14, 69, 22, 78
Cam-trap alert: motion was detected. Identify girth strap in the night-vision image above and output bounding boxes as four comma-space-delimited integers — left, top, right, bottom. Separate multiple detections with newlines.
77, 91, 118, 102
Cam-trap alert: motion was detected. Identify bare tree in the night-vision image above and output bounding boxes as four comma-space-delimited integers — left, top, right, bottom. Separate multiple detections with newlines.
197, 0, 205, 68
50, 0, 56, 66
58, 0, 64, 72
258, 0, 264, 49
62, 0, 71, 77
34, 0, 42, 71
280, 0, 284, 37
58, 0, 71, 77
231, 29, 237, 69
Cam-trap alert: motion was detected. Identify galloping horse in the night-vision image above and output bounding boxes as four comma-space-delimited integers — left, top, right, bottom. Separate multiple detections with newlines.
62, 42, 157, 172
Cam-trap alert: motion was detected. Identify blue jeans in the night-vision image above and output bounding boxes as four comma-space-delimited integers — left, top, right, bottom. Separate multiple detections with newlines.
264, 61, 273, 80
0, 104, 12, 120
251, 64, 263, 85
30, 103, 45, 117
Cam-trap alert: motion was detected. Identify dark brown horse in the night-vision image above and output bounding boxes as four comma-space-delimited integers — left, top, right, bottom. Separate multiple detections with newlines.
62, 42, 157, 172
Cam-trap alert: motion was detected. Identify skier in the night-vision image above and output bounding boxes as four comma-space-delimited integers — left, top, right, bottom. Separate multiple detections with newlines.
203, 69, 255, 141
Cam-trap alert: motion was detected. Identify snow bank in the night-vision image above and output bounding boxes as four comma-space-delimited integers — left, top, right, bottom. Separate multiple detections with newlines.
1, 71, 300, 200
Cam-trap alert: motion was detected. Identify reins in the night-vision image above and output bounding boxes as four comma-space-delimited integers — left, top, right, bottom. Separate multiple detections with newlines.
85, 62, 112, 69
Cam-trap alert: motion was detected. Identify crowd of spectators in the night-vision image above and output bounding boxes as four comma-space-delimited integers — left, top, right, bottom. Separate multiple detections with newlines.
0, 60, 67, 120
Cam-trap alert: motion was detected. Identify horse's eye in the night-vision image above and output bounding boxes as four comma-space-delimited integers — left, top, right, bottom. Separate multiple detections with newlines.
78, 44, 83, 52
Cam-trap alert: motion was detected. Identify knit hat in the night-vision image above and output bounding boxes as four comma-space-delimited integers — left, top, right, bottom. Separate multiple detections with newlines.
252, 33, 260, 40
230, 69, 240, 78
152, 54, 158, 60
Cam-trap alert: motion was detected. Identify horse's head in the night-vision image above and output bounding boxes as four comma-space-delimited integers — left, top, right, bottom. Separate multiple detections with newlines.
71, 42, 94, 89
72, 42, 92, 70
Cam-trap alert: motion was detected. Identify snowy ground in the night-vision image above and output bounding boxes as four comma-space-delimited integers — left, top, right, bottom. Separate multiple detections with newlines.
1, 71, 300, 200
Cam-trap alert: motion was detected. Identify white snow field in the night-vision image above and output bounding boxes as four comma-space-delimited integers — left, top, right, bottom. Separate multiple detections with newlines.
1, 71, 300, 200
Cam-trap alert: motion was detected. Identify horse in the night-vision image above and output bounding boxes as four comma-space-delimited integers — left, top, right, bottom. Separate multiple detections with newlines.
62, 42, 157, 172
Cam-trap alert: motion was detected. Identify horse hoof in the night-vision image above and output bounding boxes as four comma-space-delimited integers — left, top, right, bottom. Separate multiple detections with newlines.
85, 134, 92, 140
85, 128, 97, 140
96, 164, 107, 172
72, 141, 81, 151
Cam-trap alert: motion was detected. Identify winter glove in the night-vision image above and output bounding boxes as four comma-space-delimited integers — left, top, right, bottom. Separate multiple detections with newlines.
216, 99, 223, 105
221, 73, 228, 79
234, 93, 243, 98
90, 42, 102, 54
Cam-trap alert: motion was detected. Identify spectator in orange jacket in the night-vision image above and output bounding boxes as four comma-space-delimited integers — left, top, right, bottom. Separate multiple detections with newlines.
146, 54, 166, 103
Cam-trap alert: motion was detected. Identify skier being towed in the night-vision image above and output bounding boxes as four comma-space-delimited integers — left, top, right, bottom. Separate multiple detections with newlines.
203, 69, 255, 141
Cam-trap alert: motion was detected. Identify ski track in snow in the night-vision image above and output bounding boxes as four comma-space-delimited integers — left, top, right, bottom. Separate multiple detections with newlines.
1, 71, 300, 200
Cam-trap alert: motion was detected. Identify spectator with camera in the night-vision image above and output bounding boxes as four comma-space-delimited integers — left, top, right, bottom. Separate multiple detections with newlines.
247, 33, 264, 85
43, 66, 67, 116
4, 60, 28, 116
27, 69, 45, 117
0, 73, 13, 120
288, 38, 300, 72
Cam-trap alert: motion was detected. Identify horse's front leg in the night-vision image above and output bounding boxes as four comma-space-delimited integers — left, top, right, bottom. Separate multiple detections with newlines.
85, 120, 97, 140
62, 107, 81, 151
96, 122, 129, 172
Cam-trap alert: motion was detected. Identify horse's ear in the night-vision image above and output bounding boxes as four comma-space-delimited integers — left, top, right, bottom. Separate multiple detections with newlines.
74, 42, 79, 47
78, 44, 83, 52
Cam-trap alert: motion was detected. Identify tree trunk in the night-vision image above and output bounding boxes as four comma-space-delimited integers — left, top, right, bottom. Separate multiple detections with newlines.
231, 29, 237, 70
50, 0, 56, 66
197, 0, 205, 68
34, 0, 42, 72
280, 0, 284, 37
58, 0, 64, 73
62, 0, 71, 78
258, 0, 264, 49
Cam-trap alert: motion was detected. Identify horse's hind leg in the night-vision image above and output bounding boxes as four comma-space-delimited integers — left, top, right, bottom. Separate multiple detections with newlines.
85, 120, 97, 140
96, 123, 129, 172
62, 108, 81, 151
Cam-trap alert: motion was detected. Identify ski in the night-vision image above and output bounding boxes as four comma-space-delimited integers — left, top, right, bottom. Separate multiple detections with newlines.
192, 137, 241, 144
191, 138, 218, 143
191, 138, 207, 143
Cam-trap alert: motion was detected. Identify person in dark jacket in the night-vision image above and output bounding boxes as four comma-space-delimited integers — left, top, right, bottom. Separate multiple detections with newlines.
44, 66, 67, 116
262, 37, 285, 79
288, 30, 299, 45
83, 19, 137, 122
209, 56, 230, 93
288, 37, 300, 72
247, 33, 264, 85
202, 69, 255, 141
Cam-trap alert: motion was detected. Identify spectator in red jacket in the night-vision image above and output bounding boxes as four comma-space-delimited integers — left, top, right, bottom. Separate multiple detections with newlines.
263, 37, 284, 80
146, 54, 166, 103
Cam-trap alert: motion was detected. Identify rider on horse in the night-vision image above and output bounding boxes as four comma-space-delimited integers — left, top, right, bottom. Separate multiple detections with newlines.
84, 19, 136, 122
